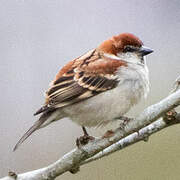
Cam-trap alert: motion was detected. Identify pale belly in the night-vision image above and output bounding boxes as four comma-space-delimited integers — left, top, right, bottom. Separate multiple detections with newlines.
62, 80, 144, 127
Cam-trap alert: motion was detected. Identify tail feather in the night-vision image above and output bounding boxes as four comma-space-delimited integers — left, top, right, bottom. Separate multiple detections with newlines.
13, 112, 52, 151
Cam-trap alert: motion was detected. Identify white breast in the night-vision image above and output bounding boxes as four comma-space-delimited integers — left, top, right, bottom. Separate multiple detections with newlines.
62, 63, 149, 128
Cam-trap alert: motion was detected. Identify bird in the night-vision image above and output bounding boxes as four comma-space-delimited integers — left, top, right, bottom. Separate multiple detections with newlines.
13, 33, 153, 151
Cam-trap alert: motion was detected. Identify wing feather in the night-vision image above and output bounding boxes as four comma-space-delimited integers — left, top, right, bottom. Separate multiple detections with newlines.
34, 50, 126, 115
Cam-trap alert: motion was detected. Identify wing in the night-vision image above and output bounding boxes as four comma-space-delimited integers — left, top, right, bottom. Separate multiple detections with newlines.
34, 49, 127, 115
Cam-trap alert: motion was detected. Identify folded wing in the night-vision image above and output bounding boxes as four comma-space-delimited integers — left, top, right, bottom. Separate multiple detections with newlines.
34, 49, 127, 115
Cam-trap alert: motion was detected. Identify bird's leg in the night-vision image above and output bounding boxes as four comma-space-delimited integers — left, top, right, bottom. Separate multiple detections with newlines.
76, 126, 95, 147
82, 126, 89, 136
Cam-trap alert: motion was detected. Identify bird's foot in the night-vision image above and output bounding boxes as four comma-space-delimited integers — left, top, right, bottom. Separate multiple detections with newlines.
118, 116, 133, 130
76, 126, 95, 148
76, 135, 94, 147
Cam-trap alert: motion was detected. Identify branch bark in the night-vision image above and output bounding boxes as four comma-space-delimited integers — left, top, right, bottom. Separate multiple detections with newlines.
82, 112, 180, 165
1, 81, 180, 180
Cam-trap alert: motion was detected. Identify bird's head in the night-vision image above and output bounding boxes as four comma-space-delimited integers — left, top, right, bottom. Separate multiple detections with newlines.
98, 33, 153, 64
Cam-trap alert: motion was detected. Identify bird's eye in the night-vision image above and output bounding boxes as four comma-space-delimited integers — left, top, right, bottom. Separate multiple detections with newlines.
124, 46, 135, 52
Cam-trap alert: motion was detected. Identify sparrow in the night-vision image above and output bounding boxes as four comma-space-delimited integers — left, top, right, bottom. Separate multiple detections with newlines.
13, 33, 153, 151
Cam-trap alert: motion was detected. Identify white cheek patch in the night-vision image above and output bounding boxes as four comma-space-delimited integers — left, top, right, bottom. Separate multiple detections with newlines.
117, 52, 140, 64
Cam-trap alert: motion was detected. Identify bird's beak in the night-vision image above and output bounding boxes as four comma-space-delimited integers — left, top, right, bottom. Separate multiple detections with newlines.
139, 46, 153, 56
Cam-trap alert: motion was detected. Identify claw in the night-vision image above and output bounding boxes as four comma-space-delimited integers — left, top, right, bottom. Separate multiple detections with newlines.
76, 126, 95, 148
118, 116, 133, 129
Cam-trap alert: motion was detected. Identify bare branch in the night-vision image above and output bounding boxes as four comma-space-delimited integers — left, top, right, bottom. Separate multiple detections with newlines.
82, 113, 180, 165
1, 86, 180, 180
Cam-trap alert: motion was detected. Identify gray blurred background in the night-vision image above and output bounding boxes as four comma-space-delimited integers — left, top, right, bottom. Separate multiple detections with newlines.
0, 0, 180, 179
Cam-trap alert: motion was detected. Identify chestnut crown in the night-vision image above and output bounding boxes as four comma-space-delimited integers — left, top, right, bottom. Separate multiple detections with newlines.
98, 33, 153, 57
